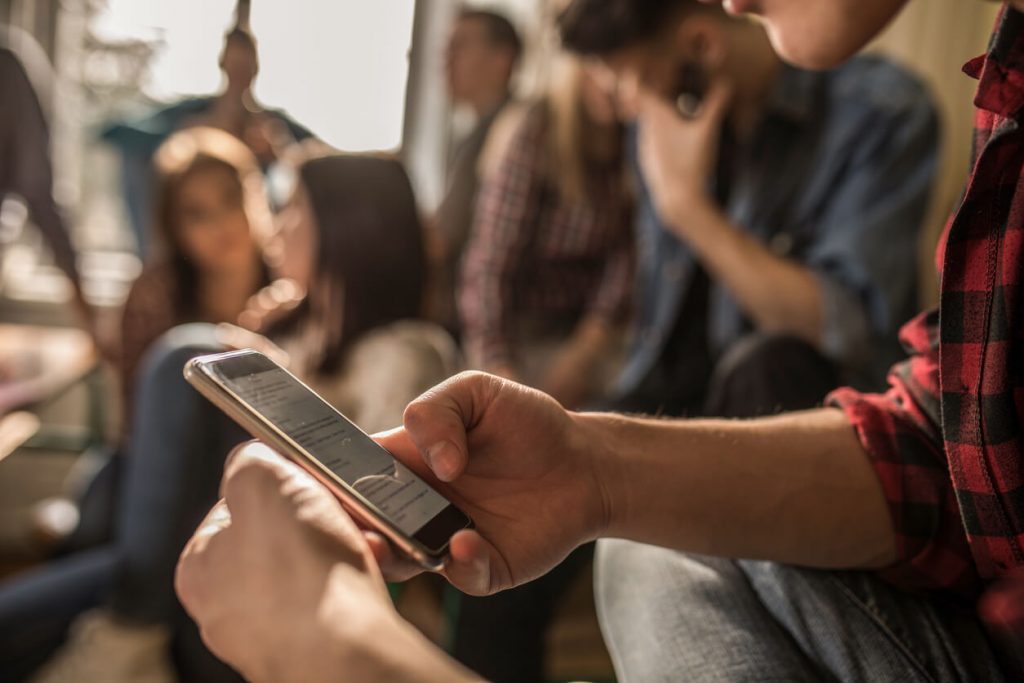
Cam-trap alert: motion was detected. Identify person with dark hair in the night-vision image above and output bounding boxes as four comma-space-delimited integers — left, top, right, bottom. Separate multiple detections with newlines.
250, 154, 456, 428
102, 24, 314, 257
556, 0, 937, 421
0, 153, 458, 683
428, 7, 521, 335
173, 0, 1024, 681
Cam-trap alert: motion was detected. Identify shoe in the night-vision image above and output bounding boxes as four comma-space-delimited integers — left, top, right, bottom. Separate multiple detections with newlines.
29, 608, 177, 683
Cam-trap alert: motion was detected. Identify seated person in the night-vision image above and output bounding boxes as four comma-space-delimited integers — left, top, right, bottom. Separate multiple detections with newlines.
173, 0, 1024, 680
119, 127, 272, 436
571, 0, 938, 419
0, 153, 458, 683
460, 54, 634, 411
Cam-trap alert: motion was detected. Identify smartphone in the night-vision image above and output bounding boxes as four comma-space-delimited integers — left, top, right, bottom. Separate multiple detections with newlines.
184, 349, 473, 570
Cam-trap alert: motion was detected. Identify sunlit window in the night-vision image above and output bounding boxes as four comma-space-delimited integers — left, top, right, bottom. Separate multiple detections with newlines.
90, 0, 416, 151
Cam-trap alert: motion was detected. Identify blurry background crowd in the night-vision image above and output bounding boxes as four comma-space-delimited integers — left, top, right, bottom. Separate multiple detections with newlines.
0, 1, 1008, 682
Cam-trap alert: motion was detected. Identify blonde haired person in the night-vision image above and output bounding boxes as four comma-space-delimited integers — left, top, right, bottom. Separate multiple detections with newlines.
460, 54, 633, 411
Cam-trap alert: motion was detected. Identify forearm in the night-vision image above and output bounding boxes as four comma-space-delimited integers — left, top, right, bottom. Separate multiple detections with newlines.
672, 201, 823, 346
579, 407, 895, 569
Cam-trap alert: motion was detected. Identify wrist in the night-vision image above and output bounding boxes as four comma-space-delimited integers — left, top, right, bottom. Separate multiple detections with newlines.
568, 412, 632, 542
662, 190, 719, 239
325, 601, 479, 683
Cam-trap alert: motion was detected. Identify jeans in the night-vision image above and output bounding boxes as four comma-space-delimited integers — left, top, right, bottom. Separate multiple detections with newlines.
595, 541, 1006, 682
110, 325, 246, 623
450, 545, 595, 682
0, 324, 246, 682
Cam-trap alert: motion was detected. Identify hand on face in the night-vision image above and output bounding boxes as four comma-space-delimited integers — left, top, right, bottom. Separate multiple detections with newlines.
635, 79, 732, 237
371, 372, 610, 595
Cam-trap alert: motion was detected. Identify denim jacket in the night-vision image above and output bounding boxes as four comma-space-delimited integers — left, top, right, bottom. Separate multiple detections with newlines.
615, 55, 940, 398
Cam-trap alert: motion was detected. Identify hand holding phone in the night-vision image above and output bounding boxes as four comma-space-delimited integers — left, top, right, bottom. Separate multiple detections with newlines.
185, 349, 472, 570
176, 442, 474, 683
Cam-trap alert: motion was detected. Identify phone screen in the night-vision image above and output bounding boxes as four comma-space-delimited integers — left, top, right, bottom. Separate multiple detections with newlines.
207, 358, 451, 538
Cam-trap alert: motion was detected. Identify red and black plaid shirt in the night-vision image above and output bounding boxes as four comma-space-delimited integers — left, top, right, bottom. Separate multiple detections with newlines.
829, 6, 1024, 662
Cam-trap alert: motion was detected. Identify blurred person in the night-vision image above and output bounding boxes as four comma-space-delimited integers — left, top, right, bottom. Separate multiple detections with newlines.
428, 7, 521, 335
561, 1, 938, 420
0, 152, 458, 683
0, 43, 95, 338
460, 55, 633, 411
118, 127, 271, 435
170, 0, 1024, 682
102, 25, 314, 256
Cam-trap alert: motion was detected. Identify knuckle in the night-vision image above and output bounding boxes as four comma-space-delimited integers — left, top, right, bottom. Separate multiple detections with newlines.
402, 396, 426, 426
222, 440, 258, 477
223, 456, 283, 505
456, 369, 489, 384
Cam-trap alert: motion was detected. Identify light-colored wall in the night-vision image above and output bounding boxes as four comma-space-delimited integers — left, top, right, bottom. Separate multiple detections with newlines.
868, 0, 1000, 303
402, 0, 544, 212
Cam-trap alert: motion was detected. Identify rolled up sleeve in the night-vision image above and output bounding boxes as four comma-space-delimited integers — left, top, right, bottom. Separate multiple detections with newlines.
828, 309, 979, 595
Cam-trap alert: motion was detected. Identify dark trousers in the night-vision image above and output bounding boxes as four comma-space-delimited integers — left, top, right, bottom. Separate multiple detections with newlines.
451, 333, 840, 683
0, 324, 246, 683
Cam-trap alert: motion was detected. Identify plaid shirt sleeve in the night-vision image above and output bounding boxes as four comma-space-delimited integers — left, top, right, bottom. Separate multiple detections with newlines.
828, 308, 980, 594
459, 111, 546, 369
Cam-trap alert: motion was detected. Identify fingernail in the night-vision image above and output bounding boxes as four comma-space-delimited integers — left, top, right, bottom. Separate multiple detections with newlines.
425, 441, 459, 482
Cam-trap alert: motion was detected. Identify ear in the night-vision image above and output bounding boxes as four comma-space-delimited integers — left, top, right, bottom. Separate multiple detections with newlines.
672, 16, 728, 72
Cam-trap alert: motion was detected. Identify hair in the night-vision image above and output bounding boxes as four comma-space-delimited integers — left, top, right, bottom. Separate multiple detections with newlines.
458, 6, 523, 64
543, 56, 625, 203
273, 154, 427, 376
223, 26, 258, 55
558, 0, 720, 55
152, 127, 267, 318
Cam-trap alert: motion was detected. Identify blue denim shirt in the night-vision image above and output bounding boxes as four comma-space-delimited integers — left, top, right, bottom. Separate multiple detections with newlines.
614, 55, 940, 398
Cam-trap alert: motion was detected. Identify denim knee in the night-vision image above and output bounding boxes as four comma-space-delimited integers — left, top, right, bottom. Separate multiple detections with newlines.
135, 323, 223, 393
